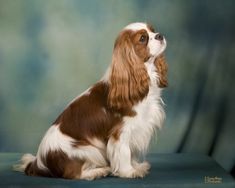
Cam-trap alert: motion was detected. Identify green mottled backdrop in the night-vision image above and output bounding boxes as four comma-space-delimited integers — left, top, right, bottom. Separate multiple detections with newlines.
0, 0, 235, 177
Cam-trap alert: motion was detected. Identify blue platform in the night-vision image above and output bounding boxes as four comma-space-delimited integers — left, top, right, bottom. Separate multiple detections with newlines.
0, 153, 234, 188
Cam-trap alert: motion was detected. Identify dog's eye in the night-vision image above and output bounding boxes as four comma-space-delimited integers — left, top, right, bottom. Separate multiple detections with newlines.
139, 35, 147, 43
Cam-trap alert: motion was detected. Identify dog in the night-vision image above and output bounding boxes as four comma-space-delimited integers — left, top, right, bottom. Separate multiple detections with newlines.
14, 22, 168, 180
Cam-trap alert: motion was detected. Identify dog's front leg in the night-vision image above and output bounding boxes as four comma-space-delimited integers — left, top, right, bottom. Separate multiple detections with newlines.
107, 136, 149, 178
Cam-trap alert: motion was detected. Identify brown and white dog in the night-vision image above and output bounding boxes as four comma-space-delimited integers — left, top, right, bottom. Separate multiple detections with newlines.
14, 22, 168, 180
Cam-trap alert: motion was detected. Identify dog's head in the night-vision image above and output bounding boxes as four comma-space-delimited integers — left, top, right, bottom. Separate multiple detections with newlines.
108, 22, 168, 110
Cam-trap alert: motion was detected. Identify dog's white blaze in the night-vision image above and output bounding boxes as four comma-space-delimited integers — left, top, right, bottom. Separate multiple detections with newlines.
124, 22, 148, 31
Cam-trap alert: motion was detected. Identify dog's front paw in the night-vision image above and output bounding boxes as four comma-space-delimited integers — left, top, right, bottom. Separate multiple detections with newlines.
118, 163, 150, 179
80, 166, 111, 180
133, 161, 151, 173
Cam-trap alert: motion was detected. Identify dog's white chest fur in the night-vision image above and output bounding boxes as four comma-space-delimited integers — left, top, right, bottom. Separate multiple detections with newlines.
125, 92, 164, 154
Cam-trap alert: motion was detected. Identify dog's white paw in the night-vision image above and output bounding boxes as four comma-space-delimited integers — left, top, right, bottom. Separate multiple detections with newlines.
133, 161, 151, 172
117, 162, 151, 179
80, 167, 111, 180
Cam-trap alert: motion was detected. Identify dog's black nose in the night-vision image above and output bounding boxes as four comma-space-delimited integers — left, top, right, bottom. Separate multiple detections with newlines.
155, 33, 164, 41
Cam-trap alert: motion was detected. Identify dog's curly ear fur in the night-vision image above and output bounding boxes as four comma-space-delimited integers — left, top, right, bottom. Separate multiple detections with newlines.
154, 54, 168, 88
108, 31, 150, 110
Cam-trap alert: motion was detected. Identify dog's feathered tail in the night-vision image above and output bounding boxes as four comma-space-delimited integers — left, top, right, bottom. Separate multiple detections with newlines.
13, 153, 51, 177
13, 153, 36, 172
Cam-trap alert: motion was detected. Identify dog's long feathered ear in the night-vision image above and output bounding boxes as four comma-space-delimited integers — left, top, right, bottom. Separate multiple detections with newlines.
108, 31, 150, 110
154, 54, 168, 88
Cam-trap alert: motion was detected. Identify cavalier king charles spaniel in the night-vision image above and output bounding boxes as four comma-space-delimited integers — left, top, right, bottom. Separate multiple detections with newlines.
14, 22, 168, 180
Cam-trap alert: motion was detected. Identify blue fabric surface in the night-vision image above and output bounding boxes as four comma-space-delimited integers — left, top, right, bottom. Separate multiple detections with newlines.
0, 153, 234, 188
